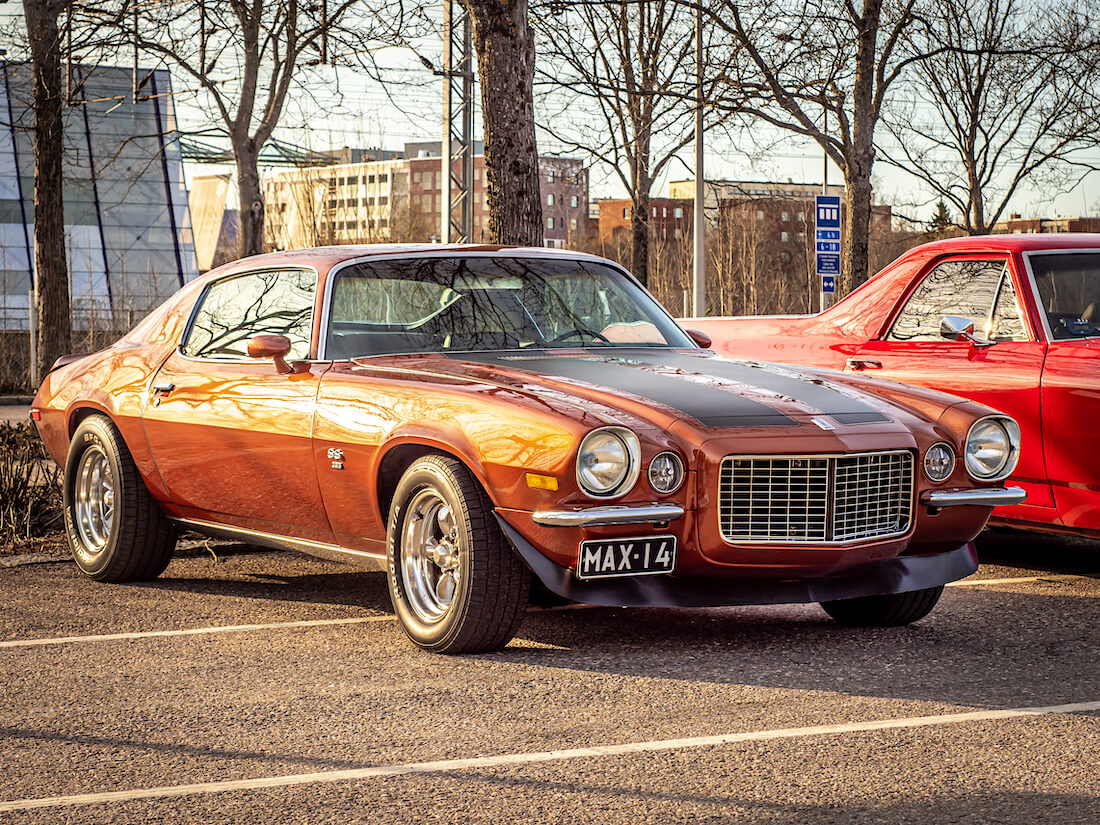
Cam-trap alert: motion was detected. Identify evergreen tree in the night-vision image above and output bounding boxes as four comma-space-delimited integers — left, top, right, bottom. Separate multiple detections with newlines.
927, 199, 953, 238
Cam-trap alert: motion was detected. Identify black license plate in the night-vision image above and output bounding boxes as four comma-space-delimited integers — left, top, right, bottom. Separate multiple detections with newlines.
576, 536, 677, 580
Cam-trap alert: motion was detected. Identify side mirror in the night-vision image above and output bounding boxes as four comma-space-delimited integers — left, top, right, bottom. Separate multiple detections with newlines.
684, 328, 712, 349
940, 316, 995, 348
247, 333, 304, 374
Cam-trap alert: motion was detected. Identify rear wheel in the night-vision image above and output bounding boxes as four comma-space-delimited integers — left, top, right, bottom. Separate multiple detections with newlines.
64, 415, 176, 582
820, 586, 944, 626
387, 455, 529, 653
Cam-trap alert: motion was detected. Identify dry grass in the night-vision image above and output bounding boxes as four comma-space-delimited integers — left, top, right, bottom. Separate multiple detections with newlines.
0, 421, 63, 551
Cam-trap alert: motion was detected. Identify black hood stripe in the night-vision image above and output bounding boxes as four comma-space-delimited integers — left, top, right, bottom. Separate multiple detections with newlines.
457, 352, 797, 427
638, 351, 890, 424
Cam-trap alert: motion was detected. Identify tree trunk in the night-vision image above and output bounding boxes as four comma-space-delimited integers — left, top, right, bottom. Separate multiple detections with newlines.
465, 0, 543, 246
236, 143, 264, 257
842, 155, 873, 296
631, 191, 650, 286
23, 0, 70, 378
841, 0, 881, 294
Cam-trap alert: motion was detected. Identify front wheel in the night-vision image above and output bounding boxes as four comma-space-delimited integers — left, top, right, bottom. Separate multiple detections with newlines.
819, 586, 944, 626
64, 415, 176, 582
387, 455, 530, 653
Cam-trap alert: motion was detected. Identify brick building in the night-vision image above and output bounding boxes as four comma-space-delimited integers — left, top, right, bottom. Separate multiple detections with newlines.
991, 214, 1100, 234
597, 198, 693, 245
262, 143, 588, 250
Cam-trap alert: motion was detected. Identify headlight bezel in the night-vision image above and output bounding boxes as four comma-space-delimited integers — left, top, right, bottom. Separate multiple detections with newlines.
575, 426, 641, 499
923, 441, 956, 483
964, 415, 1021, 482
647, 451, 685, 494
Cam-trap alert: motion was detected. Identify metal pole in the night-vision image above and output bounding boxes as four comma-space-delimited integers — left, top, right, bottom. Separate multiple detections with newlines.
441, 0, 473, 244
691, 3, 705, 317
441, 0, 453, 244
819, 108, 828, 314
132, 3, 139, 103
461, 18, 474, 242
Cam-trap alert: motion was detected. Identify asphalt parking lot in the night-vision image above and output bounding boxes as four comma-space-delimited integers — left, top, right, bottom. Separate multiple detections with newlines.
1, 531, 1097, 824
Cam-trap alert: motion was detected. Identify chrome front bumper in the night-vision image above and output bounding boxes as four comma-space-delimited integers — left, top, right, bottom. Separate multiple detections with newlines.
531, 503, 685, 528
920, 486, 1027, 508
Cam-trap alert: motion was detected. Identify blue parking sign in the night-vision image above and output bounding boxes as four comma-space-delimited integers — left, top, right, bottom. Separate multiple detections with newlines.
816, 195, 841, 229
822, 275, 836, 293
816, 252, 840, 275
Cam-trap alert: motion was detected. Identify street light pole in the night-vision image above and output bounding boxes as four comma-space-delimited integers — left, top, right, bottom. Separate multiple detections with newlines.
820, 107, 828, 314
691, 3, 705, 317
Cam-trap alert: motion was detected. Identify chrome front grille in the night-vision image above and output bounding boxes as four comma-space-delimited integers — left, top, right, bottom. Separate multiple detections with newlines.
718, 451, 914, 544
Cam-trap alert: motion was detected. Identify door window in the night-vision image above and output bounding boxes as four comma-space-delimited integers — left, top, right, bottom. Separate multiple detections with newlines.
183, 269, 316, 360
888, 259, 1007, 342
1029, 252, 1100, 339
987, 275, 1028, 341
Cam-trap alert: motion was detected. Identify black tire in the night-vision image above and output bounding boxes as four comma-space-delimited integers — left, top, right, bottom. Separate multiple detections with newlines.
387, 454, 530, 653
63, 415, 176, 582
820, 586, 944, 627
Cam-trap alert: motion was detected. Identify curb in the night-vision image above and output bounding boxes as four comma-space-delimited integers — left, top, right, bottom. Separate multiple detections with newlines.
0, 397, 33, 405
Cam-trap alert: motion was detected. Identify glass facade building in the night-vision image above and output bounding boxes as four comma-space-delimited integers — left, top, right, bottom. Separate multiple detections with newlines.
0, 62, 198, 333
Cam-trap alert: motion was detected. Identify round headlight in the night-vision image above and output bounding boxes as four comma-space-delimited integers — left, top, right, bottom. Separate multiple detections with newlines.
648, 451, 685, 494
576, 427, 640, 498
923, 442, 956, 482
964, 417, 1020, 481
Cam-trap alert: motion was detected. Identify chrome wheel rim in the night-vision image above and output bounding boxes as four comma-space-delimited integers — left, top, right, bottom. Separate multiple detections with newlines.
400, 488, 462, 624
73, 445, 115, 558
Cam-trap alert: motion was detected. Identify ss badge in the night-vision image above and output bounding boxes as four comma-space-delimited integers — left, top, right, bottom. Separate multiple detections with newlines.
327, 447, 345, 470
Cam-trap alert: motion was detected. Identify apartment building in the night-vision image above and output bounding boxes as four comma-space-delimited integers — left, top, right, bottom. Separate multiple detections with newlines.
263, 143, 588, 250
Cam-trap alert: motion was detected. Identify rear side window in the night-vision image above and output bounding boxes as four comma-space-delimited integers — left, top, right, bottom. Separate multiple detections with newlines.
1029, 252, 1100, 339
889, 259, 1008, 342
183, 269, 316, 360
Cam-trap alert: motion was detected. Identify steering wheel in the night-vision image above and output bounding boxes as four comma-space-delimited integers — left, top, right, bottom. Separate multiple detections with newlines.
550, 327, 612, 344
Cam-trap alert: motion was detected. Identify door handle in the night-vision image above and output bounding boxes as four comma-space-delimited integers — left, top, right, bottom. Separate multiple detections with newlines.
846, 358, 882, 371
151, 382, 175, 396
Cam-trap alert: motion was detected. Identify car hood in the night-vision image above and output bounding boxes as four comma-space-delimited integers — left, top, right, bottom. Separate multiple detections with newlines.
423, 348, 904, 430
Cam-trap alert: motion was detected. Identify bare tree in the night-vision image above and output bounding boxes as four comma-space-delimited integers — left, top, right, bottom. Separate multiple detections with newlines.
81, 0, 384, 258
710, 0, 926, 294
880, 0, 1100, 234
534, 0, 722, 285
21, 0, 70, 378
462, 0, 543, 245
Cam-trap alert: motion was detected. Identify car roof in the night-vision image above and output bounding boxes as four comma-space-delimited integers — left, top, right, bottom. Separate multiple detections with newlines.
911, 233, 1100, 256
197, 243, 611, 285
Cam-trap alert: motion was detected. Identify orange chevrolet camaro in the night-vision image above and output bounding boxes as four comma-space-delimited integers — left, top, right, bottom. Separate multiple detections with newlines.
33, 245, 1025, 652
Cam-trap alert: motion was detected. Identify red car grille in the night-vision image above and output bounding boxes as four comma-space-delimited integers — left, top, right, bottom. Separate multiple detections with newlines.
718, 451, 914, 544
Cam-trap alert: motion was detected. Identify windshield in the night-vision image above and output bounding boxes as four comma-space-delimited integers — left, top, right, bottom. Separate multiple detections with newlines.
325, 256, 693, 358
1029, 252, 1100, 339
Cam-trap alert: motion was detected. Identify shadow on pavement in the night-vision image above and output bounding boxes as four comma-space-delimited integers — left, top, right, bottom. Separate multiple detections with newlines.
135, 569, 393, 613
976, 527, 1100, 575
422, 773, 1099, 825
501, 582, 1099, 709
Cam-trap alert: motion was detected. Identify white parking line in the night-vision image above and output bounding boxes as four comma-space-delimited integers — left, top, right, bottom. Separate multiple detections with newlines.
0, 616, 394, 649
1, 701, 1096, 812
948, 574, 1089, 588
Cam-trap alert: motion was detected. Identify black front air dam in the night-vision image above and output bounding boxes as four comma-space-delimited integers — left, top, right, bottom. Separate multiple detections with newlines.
494, 514, 978, 608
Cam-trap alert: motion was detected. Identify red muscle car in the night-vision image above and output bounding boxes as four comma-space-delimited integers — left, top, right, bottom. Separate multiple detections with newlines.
33, 245, 1024, 653
687, 234, 1100, 538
